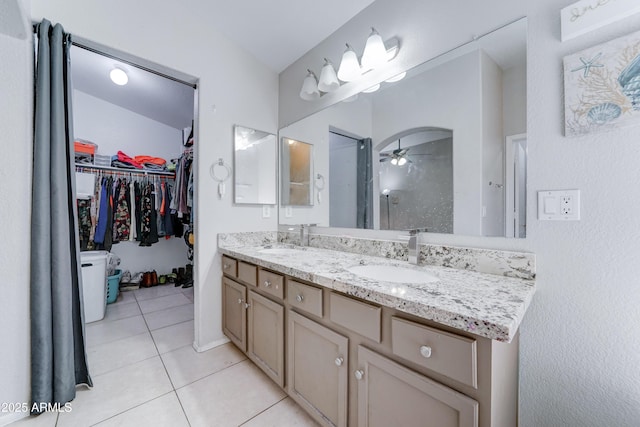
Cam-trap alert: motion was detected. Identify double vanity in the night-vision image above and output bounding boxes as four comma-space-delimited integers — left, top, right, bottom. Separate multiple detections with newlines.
218, 231, 535, 427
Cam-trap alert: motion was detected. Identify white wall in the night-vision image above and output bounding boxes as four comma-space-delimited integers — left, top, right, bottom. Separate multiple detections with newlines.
503, 62, 527, 137
73, 90, 184, 161
279, 0, 640, 425
23, 0, 278, 406
0, 0, 32, 424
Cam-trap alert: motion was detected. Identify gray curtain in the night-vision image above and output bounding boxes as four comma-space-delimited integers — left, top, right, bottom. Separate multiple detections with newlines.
356, 138, 373, 229
31, 19, 92, 414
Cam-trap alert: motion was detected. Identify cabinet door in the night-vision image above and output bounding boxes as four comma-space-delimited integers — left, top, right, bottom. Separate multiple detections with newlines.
288, 311, 348, 427
222, 277, 247, 352
356, 345, 478, 427
247, 290, 284, 387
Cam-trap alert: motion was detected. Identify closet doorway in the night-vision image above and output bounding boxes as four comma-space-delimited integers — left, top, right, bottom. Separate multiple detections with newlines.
70, 42, 199, 335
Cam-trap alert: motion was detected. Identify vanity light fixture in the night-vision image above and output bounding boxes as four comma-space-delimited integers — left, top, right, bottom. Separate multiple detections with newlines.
385, 71, 406, 83
109, 68, 128, 86
337, 43, 361, 82
299, 69, 320, 101
362, 83, 380, 93
318, 58, 340, 92
361, 27, 388, 70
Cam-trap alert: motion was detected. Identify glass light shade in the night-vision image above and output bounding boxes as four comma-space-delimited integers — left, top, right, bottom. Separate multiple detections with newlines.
390, 158, 398, 165
318, 58, 340, 92
337, 44, 361, 82
300, 69, 320, 101
361, 28, 388, 70
110, 68, 128, 85
385, 71, 407, 83
362, 83, 380, 93
397, 156, 407, 166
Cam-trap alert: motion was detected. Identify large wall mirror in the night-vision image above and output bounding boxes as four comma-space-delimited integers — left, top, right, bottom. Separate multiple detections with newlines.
234, 125, 277, 205
279, 18, 527, 238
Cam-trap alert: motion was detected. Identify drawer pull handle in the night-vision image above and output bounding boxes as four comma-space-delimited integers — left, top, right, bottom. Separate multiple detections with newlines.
354, 370, 364, 380
420, 345, 432, 359
264, 281, 271, 287
335, 357, 344, 367
296, 294, 304, 303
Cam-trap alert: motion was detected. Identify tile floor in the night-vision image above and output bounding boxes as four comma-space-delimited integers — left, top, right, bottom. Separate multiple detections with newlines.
11, 285, 317, 427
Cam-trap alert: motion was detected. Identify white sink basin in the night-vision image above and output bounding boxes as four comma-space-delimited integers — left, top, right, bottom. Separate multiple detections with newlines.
258, 247, 303, 255
347, 265, 439, 284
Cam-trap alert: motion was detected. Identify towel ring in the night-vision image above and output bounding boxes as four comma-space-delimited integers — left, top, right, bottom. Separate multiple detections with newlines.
210, 158, 232, 199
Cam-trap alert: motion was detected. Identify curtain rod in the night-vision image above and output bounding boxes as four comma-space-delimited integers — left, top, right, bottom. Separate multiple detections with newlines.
32, 22, 196, 89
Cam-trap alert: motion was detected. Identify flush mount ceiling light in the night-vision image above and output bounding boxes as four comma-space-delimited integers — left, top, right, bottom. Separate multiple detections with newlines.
337, 43, 361, 82
299, 69, 320, 101
318, 58, 340, 92
361, 27, 388, 71
109, 68, 128, 86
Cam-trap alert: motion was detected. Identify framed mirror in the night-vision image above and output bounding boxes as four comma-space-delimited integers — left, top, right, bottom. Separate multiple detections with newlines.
280, 137, 314, 206
233, 125, 277, 205
278, 17, 527, 237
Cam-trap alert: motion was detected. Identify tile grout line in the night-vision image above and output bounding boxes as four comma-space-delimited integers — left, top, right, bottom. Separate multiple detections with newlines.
172, 356, 248, 391
86, 391, 177, 427
237, 396, 289, 426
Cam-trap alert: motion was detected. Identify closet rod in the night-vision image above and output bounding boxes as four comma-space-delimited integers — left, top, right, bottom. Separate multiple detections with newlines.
75, 163, 175, 177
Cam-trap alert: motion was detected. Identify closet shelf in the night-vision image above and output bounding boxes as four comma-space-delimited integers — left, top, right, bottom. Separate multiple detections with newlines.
75, 163, 175, 177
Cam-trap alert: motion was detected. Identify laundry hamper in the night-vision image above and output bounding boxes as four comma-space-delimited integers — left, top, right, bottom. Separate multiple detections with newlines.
106, 269, 122, 304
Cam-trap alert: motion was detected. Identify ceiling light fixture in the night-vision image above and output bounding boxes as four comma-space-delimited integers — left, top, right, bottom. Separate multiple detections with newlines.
109, 68, 128, 86
362, 83, 380, 93
299, 69, 320, 101
318, 58, 340, 92
337, 43, 361, 82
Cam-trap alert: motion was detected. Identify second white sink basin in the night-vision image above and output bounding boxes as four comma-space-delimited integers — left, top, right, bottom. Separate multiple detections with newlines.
347, 265, 439, 284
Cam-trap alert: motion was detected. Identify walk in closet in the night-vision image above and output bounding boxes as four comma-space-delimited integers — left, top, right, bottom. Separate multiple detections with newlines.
71, 44, 197, 290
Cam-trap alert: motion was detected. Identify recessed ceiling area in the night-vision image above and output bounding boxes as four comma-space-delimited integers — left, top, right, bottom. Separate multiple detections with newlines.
70, 45, 195, 130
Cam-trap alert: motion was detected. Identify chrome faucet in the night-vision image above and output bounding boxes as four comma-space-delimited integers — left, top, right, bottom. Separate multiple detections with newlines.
407, 228, 427, 264
299, 224, 318, 246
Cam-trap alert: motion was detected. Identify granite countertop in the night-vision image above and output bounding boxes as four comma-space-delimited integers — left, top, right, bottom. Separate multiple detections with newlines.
218, 243, 535, 343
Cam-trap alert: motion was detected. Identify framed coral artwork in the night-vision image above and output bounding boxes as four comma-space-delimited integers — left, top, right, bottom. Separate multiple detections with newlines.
564, 29, 640, 136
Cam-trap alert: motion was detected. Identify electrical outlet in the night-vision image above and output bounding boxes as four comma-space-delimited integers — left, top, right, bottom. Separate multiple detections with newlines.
538, 190, 580, 221
285, 206, 293, 218
262, 205, 271, 218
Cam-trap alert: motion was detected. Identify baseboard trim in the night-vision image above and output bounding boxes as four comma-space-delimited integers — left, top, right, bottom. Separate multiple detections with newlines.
192, 336, 230, 353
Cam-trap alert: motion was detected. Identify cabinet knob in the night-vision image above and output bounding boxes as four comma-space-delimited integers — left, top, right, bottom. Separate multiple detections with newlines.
264, 281, 271, 287
237, 298, 243, 305
224, 264, 229, 269
244, 302, 251, 309
296, 294, 304, 303
335, 357, 344, 367
420, 345, 432, 358
354, 370, 364, 380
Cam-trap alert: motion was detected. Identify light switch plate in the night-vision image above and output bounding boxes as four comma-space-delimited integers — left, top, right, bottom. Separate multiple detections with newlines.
538, 190, 580, 220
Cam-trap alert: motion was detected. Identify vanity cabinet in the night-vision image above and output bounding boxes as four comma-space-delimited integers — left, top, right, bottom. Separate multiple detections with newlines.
247, 290, 284, 386
288, 310, 349, 427
355, 345, 478, 427
221, 255, 519, 427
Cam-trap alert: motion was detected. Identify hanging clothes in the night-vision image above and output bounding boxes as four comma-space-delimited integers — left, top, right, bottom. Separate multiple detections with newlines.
113, 179, 131, 241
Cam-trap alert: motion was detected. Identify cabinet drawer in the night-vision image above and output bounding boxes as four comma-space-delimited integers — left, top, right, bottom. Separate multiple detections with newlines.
329, 293, 381, 343
287, 280, 323, 318
391, 317, 477, 388
222, 256, 237, 278
258, 269, 284, 300
238, 261, 257, 286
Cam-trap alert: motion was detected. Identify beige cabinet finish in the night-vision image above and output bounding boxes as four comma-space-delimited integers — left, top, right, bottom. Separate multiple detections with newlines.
222, 256, 237, 278
238, 261, 258, 286
247, 290, 284, 387
392, 316, 478, 388
356, 345, 478, 427
329, 292, 381, 343
287, 279, 323, 317
222, 277, 246, 351
288, 310, 349, 427
257, 269, 284, 299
